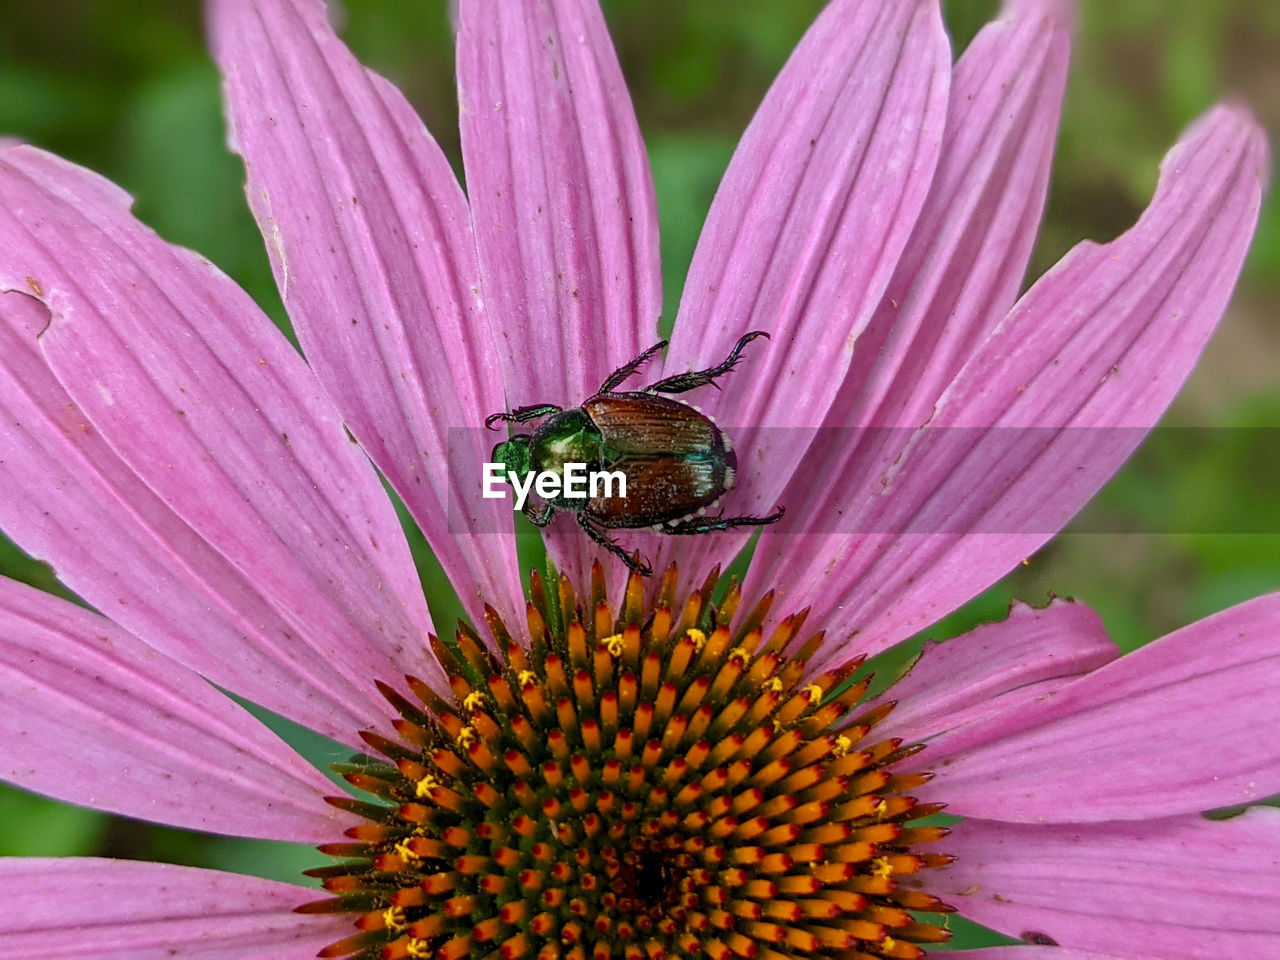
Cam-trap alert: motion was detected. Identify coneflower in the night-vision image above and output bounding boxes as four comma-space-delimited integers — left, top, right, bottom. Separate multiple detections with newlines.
0, 1, 1273, 958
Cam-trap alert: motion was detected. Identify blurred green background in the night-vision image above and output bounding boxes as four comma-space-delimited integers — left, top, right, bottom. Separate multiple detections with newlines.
0, 0, 1276, 949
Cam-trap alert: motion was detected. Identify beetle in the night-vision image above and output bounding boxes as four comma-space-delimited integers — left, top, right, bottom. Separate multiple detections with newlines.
486, 331, 784, 574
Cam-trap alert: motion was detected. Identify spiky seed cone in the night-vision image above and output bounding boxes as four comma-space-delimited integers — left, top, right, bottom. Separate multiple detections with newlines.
306, 564, 954, 960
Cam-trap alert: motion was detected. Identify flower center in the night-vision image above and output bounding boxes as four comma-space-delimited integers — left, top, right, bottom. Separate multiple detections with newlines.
304, 565, 955, 959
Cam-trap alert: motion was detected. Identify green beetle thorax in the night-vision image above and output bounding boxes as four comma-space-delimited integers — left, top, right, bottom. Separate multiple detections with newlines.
532, 410, 606, 472
491, 438, 533, 477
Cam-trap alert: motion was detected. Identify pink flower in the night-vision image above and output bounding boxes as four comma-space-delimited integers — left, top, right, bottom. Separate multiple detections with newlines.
0, 0, 1275, 958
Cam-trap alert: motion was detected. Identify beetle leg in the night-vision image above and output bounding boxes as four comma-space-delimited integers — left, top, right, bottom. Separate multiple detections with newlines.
662, 504, 785, 535
642, 330, 770, 395
598, 339, 668, 394
485, 403, 563, 429
577, 516, 653, 576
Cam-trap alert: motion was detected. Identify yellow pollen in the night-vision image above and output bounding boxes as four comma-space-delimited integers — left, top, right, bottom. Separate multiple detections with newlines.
685, 628, 707, 651
763, 676, 783, 693
802, 683, 824, 702
883, 935, 898, 951
832, 734, 853, 757
517, 669, 538, 688
871, 856, 894, 878
462, 690, 487, 711
406, 939, 431, 958
601, 632, 625, 656
875, 798, 890, 817
382, 906, 407, 931
413, 776, 440, 801
455, 725, 476, 747
728, 646, 751, 665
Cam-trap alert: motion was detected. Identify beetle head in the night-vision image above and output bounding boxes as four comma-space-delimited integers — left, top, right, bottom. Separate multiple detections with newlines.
491, 436, 533, 477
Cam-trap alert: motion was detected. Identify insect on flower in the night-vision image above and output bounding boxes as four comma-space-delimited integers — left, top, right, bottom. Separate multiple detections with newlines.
486, 331, 784, 574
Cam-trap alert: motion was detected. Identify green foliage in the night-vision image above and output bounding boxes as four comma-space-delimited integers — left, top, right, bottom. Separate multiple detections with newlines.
0, 785, 106, 856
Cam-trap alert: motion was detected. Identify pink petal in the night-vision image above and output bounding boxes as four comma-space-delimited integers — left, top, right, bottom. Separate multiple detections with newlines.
209, 0, 525, 626
646, 0, 948, 579
0, 291, 394, 746
0, 576, 348, 842
0, 858, 346, 958
457, 0, 661, 409
918, 593, 1280, 821
864, 598, 1117, 747
0, 146, 446, 741
743, 0, 1070, 620
954, 952, 1125, 960
830, 0, 1072, 433
770, 103, 1268, 668
934, 809, 1280, 959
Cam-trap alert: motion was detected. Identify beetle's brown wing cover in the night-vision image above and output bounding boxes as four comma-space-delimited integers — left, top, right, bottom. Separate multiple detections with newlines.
587, 453, 722, 527
582, 394, 719, 454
